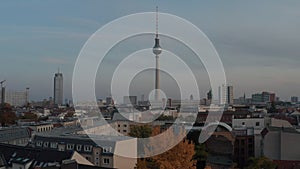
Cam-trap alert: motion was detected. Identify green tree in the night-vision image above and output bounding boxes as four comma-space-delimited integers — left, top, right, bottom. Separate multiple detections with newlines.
245, 156, 277, 169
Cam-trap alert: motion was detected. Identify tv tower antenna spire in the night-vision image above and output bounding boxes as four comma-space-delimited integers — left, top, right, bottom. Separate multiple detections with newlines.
153, 6, 162, 101
156, 6, 158, 38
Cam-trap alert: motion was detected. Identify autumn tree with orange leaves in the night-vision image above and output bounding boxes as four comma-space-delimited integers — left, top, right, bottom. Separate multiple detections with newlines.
130, 125, 196, 169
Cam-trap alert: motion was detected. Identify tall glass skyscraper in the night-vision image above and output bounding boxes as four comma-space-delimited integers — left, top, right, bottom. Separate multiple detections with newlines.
54, 70, 63, 105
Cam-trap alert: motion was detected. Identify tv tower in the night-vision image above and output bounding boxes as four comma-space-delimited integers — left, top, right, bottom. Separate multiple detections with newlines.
152, 6, 162, 101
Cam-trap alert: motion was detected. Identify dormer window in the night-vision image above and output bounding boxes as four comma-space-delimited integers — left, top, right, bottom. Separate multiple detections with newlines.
103, 146, 112, 153
43, 142, 49, 147
76, 144, 82, 151
84, 145, 92, 152
50, 142, 58, 148
67, 144, 74, 150
36, 141, 42, 147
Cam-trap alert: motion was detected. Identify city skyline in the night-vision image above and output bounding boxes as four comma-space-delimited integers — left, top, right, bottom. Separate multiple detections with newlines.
1, 1, 300, 100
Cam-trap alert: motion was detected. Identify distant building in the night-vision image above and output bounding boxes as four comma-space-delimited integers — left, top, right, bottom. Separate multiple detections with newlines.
207, 90, 212, 101
227, 86, 234, 105
123, 96, 137, 105
54, 70, 63, 105
291, 96, 298, 103
105, 97, 113, 105
1, 90, 28, 107
218, 84, 234, 105
251, 91, 275, 103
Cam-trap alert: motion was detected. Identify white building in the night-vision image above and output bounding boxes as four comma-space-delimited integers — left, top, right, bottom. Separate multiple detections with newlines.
0, 90, 28, 107
218, 84, 234, 105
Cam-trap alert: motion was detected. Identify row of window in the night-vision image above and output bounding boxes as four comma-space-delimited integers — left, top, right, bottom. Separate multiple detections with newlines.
36, 126, 53, 132
36, 141, 92, 152
36, 141, 112, 153
89, 157, 110, 165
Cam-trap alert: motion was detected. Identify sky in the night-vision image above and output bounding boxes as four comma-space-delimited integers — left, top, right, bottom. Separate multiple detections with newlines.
0, 0, 300, 101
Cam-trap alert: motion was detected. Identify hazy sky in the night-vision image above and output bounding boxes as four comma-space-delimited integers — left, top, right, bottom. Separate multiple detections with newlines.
0, 1, 300, 101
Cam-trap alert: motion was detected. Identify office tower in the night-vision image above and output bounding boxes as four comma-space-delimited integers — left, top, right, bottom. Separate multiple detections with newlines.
218, 84, 234, 105
0, 80, 5, 106
54, 69, 63, 105
227, 85, 234, 105
207, 90, 212, 100
152, 6, 162, 101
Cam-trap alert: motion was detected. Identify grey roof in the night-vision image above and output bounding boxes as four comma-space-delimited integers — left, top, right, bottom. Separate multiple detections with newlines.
0, 143, 73, 168
33, 132, 131, 155
0, 127, 30, 142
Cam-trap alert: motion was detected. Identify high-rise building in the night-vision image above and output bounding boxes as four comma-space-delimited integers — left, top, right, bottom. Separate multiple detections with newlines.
218, 84, 234, 105
0, 90, 28, 107
227, 86, 234, 105
54, 70, 63, 105
291, 96, 298, 103
207, 90, 212, 100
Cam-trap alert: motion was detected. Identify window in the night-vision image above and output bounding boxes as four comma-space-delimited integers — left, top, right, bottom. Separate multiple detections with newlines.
50, 142, 58, 148
76, 145, 82, 151
103, 147, 112, 153
242, 122, 245, 125
256, 122, 260, 126
43, 142, 49, 147
123, 130, 127, 133
36, 141, 42, 147
103, 158, 110, 164
123, 124, 127, 127
84, 145, 92, 152
67, 144, 74, 150
118, 124, 120, 127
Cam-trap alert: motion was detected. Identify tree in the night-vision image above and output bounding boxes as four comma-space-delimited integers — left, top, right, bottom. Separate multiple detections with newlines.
0, 112, 17, 126
152, 138, 196, 169
134, 125, 196, 169
245, 156, 277, 169
0, 103, 17, 126
21, 112, 38, 121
